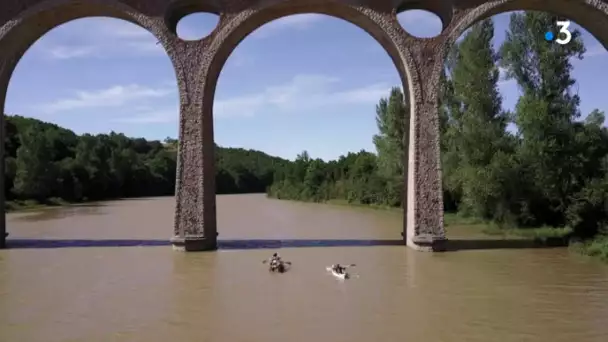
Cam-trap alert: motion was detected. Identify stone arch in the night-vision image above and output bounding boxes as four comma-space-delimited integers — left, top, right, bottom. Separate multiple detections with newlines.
0, 0, 178, 248
444, 0, 608, 53
193, 2, 419, 245
0, 0, 177, 84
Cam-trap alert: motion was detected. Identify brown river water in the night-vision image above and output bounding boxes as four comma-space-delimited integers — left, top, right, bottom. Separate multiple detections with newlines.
1, 194, 608, 342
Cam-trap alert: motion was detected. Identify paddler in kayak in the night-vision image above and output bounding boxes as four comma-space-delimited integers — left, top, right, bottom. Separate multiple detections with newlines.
262, 253, 289, 272
262, 252, 281, 266
331, 263, 354, 275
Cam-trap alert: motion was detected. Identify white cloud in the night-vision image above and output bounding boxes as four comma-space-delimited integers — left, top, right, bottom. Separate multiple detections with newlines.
39, 84, 175, 113
108, 74, 391, 124
47, 46, 97, 59
214, 74, 391, 118
333, 83, 391, 103
113, 108, 178, 124
58, 73, 390, 124
39, 18, 164, 60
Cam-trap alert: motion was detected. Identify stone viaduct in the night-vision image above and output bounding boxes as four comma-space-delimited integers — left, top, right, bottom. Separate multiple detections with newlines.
0, 0, 607, 251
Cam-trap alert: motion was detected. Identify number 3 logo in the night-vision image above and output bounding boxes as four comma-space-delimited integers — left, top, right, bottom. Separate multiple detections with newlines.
555, 20, 572, 45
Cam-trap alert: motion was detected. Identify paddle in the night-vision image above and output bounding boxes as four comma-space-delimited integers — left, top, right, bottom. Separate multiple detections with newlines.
327, 263, 356, 269
263, 260, 291, 264
263, 260, 292, 273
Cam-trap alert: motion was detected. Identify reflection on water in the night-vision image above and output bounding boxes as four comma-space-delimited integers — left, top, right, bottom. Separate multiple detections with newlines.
1, 195, 608, 342
11, 204, 105, 222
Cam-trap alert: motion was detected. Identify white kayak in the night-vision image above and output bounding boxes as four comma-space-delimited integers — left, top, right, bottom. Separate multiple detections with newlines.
326, 266, 349, 280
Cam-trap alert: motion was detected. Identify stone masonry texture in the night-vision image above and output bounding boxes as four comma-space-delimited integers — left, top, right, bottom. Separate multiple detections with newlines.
1, 0, 608, 251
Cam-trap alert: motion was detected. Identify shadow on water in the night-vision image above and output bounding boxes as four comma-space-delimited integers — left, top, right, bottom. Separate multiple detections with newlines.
4, 239, 404, 249
3, 238, 567, 250
447, 238, 568, 250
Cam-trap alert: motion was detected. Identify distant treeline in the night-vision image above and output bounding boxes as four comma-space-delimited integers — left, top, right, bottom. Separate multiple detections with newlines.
3, 115, 288, 206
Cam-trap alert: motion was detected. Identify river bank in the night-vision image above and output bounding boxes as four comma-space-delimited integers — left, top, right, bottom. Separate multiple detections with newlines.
6, 196, 158, 212
270, 195, 608, 261
570, 237, 608, 262
5, 198, 73, 212
5, 192, 267, 213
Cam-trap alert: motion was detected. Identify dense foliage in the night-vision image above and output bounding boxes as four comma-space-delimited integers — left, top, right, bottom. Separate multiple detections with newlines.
267, 87, 408, 208
268, 12, 608, 242
3, 115, 287, 206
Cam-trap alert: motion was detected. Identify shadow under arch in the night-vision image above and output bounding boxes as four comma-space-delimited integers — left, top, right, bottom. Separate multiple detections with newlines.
197, 2, 417, 240
0, 0, 179, 247
445, 0, 608, 51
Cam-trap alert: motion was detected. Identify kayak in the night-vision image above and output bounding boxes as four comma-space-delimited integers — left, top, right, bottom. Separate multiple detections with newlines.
326, 266, 349, 280
274, 262, 286, 273
270, 261, 290, 273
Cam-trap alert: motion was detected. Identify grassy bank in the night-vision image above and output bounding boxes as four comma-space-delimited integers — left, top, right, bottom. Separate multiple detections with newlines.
443, 213, 571, 244
5, 198, 72, 212
480, 224, 572, 242
271, 194, 572, 241
324, 199, 402, 212
422, 211, 606, 261
569, 237, 608, 262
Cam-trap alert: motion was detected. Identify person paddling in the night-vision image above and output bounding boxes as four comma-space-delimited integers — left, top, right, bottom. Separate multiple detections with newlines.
332, 263, 355, 274
262, 253, 281, 267
262, 253, 290, 272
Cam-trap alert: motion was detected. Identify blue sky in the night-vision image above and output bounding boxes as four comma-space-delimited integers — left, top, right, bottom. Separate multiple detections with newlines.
5, 11, 608, 161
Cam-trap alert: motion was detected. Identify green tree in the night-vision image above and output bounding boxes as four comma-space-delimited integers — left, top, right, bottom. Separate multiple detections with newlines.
500, 11, 586, 227
302, 159, 326, 200
3, 114, 285, 208
372, 87, 409, 206
13, 126, 56, 200
445, 19, 514, 221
